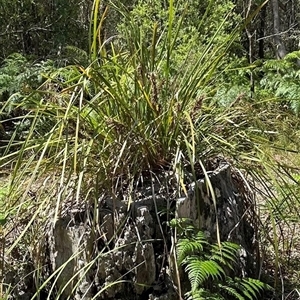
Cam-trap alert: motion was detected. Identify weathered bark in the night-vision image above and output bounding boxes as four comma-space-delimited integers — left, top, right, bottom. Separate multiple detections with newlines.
176, 163, 255, 266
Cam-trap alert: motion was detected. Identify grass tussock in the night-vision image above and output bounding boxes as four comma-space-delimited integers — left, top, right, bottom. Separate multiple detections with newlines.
0, 0, 300, 299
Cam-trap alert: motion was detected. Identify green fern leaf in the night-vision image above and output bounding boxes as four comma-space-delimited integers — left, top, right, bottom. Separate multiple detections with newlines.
177, 231, 208, 264
241, 278, 271, 298
186, 288, 225, 300
284, 50, 300, 61
211, 242, 239, 268
185, 258, 224, 291
185, 289, 206, 300
175, 220, 270, 300
218, 282, 245, 300
64, 45, 89, 66
263, 58, 292, 72
290, 99, 300, 115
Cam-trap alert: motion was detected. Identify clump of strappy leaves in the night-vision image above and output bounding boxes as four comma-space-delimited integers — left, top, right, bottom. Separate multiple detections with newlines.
170, 218, 271, 300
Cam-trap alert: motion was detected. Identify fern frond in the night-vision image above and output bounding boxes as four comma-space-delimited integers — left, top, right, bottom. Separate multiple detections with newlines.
170, 218, 197, 235
276, 82, 300, 99
218, 282, 245, 300
290, 99, 300, 115
0, 74, 11, 95
185, 288, 225, 300
240, 280, 259, 299
284, 50, 300, 61
224, 277, 270, 300
240, 278, 271, 298
64, 45, 89, 65
185, 289, 205, 300
263, 59, 292, 73
177, 231, 208, 264
210, 241, 239, 268
294, 69, 300, 79
177, 239, 203, 264
185, 258, 224, 291
175, 220, 270, 300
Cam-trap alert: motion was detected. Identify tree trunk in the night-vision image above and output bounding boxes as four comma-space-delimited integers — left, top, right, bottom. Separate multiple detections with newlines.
258, 5, 266, 59
245, 0, 255, 96
3, 163, 259, 299
272, 0, 287, 59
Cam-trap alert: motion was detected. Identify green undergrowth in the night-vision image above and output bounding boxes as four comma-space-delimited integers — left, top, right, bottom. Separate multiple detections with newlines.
171, 218, 272, 300
0, 179, 9, 225
0, 0, 299, 299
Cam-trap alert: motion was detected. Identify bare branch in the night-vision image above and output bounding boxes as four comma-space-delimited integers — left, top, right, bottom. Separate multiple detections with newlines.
256, 24, 298, 42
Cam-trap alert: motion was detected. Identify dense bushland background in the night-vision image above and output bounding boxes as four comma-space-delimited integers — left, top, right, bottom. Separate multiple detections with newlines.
0, 0, 300, 299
